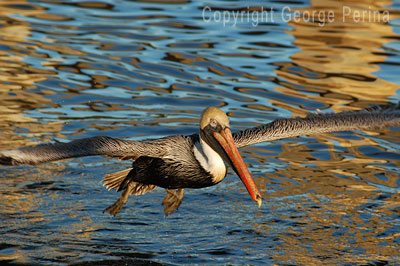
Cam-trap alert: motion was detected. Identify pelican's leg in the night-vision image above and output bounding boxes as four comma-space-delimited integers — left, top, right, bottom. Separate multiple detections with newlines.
162, 189, 184, 216
103, 183, 132, 216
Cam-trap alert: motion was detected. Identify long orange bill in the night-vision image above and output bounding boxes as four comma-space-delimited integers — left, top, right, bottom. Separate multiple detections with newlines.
213, 127, 262, 207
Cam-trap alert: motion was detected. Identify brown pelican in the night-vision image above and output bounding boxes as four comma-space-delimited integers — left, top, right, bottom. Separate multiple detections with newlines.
0, 105, 399, 216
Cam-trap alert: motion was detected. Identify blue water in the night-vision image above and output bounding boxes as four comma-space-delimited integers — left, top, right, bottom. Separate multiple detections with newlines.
0, 0, 399, 265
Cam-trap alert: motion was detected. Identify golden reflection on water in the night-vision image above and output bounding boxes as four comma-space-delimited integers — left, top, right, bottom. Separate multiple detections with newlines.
0, 1, 62, 150
0, 3, 78, 263
275, 0, 400, 111
249, 1, 400, 264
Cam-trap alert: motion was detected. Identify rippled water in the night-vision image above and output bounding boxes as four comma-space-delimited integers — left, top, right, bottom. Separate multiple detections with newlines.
0, 0, 400, 265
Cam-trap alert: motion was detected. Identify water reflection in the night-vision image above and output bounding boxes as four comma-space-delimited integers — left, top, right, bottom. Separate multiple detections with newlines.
0, 0, 399, 265
257, 2, 400, 264
276, 0, 400, 110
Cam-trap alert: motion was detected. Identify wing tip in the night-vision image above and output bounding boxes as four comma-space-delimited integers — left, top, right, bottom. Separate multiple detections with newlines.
0, 150, 28, 166
0, 155, 14, 165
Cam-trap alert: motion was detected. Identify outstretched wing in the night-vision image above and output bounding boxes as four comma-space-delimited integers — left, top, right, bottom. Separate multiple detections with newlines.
233, 103, 400, 148
0, 136, 167, 166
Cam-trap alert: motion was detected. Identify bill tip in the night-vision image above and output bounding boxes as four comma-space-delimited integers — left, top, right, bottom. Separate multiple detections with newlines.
256, 195, 262, 207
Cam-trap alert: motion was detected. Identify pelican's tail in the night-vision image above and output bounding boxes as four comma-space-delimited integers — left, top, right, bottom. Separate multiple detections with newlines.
102, 168, 156, 195
102, 168, 156, 216
102, 168, 132, 191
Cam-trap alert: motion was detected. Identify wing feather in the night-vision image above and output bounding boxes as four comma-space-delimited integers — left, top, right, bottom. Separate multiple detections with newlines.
0, 136, 166, 165
233, 103, 400, 148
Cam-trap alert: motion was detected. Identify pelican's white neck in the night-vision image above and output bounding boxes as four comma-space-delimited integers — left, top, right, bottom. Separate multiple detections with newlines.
193, 138, 226, 184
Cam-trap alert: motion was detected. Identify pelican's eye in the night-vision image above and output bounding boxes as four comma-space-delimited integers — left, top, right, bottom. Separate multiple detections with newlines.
209, 118, 218, 128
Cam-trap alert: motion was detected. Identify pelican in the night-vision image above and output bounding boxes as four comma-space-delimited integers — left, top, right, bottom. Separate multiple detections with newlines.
1, 105, 399, 216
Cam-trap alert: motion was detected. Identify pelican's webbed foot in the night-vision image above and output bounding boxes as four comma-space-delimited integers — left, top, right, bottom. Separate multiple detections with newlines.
103, 198, 125, 216
103, 182, 133, 216
103, 189, 130, 216
162, 189, 184, 216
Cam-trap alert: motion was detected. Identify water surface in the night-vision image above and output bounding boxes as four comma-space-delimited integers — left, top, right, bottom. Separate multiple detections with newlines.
0, 0, 400, 265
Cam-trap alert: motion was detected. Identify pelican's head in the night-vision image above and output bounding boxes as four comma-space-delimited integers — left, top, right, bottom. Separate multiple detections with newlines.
199, 107, 262, 207
200, 107, 230, 132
